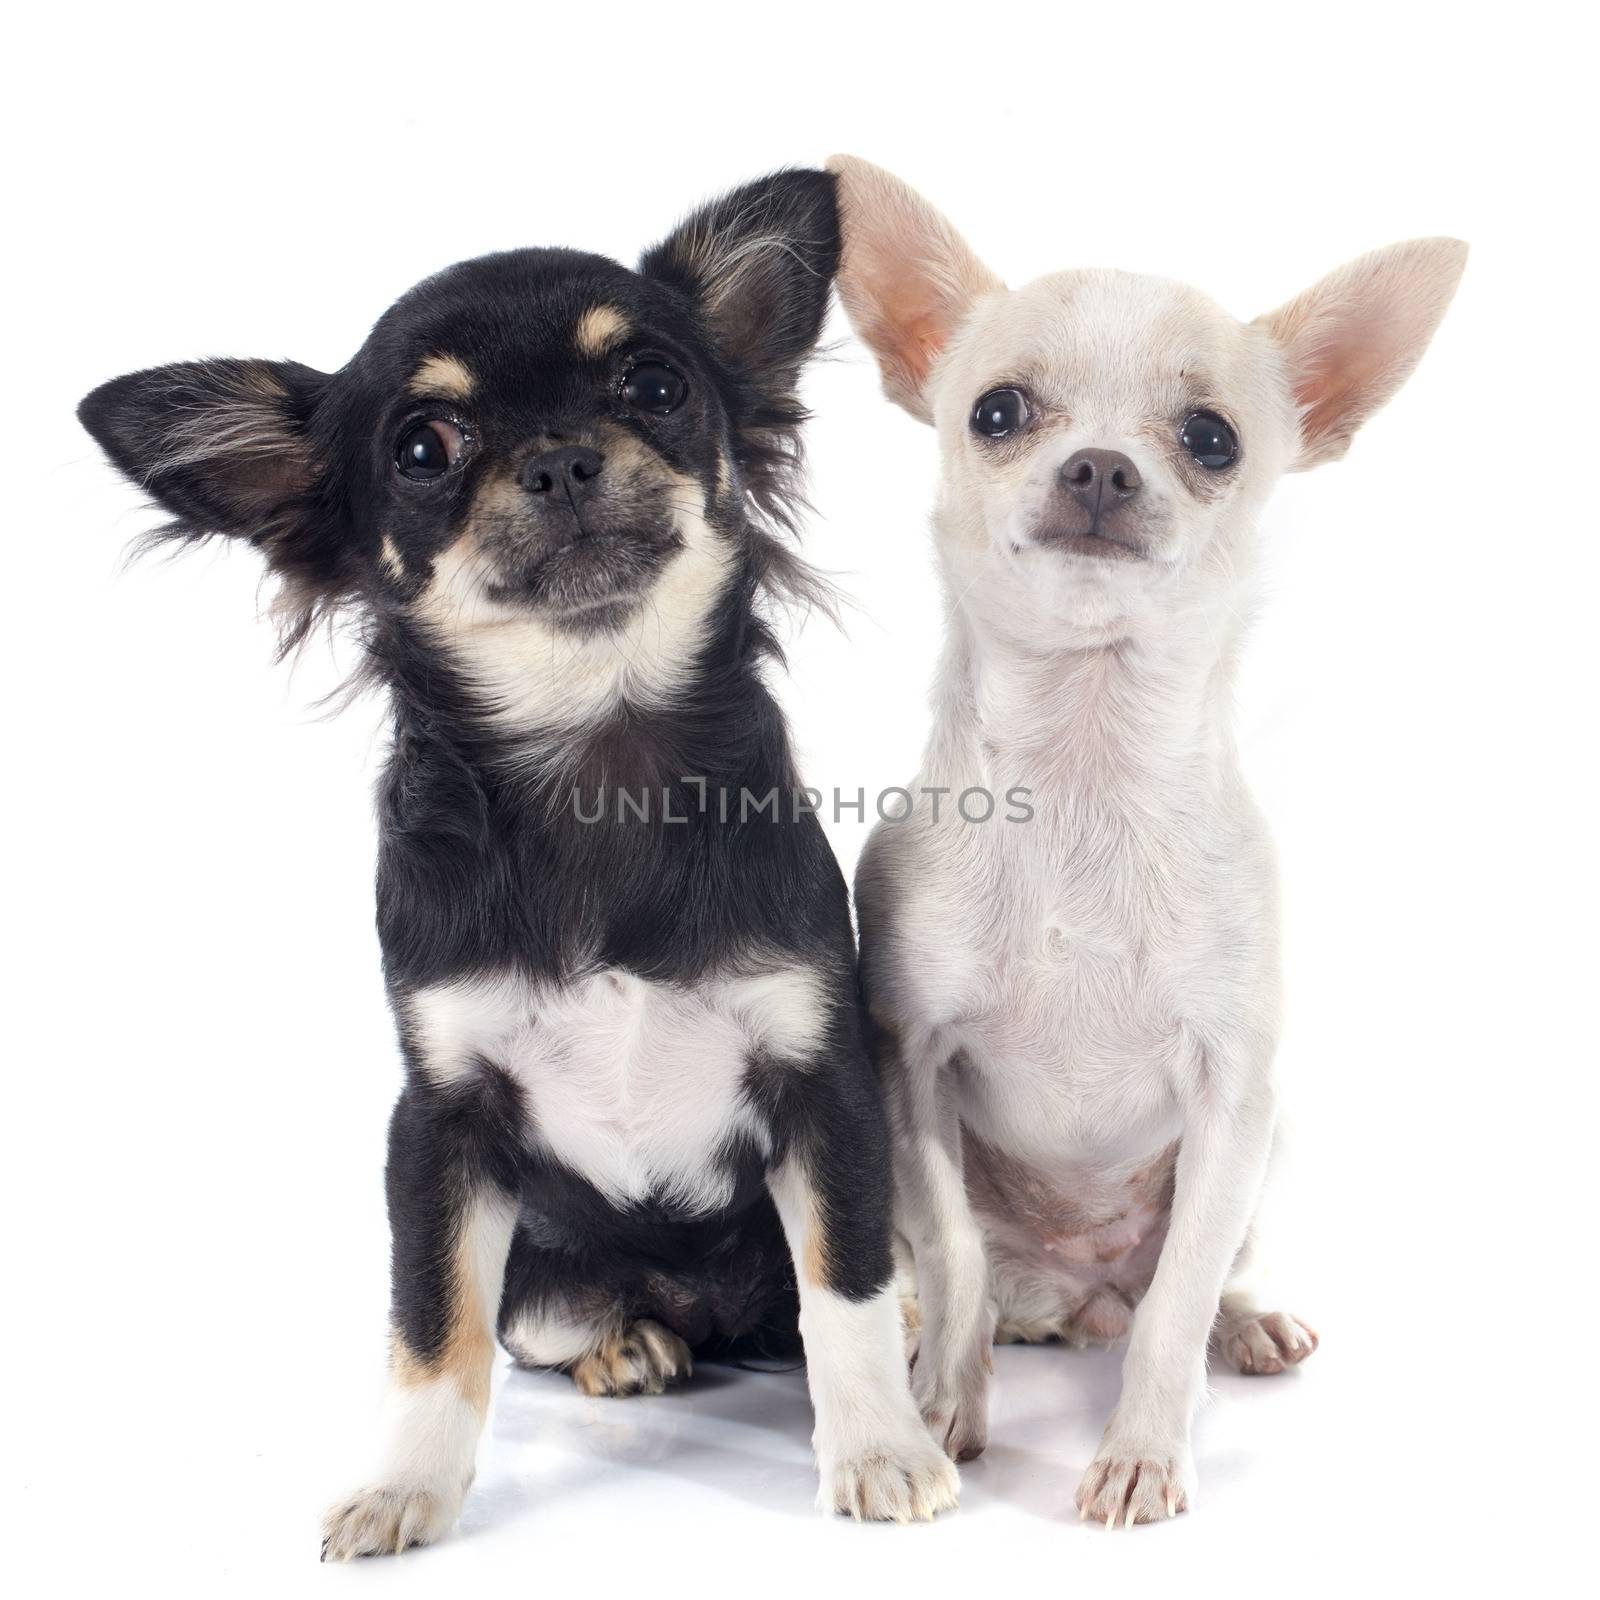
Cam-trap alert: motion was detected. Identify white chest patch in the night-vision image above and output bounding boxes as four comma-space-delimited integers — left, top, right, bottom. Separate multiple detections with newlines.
874, 803, 1258, 1167
406, 964, 830, 1214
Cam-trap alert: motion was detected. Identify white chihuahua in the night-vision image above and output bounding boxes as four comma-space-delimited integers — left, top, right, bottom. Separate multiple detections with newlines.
828, 155, 1465, 1527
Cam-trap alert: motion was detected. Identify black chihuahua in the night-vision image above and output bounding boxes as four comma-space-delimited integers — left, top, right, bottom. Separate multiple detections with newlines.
79, 169, 958, 1557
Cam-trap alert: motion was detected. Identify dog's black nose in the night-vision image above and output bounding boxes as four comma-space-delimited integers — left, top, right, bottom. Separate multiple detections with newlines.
1060, 448, 1141, 512
521, 445, 604, 501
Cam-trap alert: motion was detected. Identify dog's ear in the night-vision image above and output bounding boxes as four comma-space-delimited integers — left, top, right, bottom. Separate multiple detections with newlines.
1255, 239, 1467, 470
640, 168, 839, 411
826, 155, 1004, 425
640, 168, 839, 526
79, 357, 331, 535
79, 357, 351, 649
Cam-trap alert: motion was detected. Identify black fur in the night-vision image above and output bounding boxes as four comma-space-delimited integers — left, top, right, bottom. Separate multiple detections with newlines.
79, 169, 893, 1390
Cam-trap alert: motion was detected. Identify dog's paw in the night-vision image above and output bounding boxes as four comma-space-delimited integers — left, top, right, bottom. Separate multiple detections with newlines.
321, 1480, 462, 1560
1219, 1310, 1318, 1376
819, 1432, 961, 1522
920, 1390, 989, 1463
995, 1316, 1050, 1344
916, 1366, 990, 1462
1076, 1446, 1191, 1528
571, 1319, 693, 1397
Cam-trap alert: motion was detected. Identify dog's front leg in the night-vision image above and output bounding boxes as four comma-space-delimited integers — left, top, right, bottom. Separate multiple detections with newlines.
880, 1024, 993, 1461
322, 1084, 517, 1559
1077, 1056, 1277, 1527
765, 1054, 960, 1522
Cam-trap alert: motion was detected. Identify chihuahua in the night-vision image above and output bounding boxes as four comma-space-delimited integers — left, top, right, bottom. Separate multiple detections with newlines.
79, 169, 958, 1556
827, 154, 1464, 1526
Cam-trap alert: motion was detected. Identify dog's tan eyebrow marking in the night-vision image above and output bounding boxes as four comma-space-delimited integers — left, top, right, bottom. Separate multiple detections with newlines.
575, 305, 629, 358
408, 353, 476, 400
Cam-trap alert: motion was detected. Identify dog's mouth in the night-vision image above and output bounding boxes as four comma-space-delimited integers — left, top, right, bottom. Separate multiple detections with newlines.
485, 522, 683, 628
1028, 523, 1150, 562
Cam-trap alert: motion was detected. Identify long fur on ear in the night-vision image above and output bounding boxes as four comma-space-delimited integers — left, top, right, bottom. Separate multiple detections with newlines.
79, 358, 348, 652
826, 155, 1004, 424
640, 168, 839, 533
1255, 238, 1468, 470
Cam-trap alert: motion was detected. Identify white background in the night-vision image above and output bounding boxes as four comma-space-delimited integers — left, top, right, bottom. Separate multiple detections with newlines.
6, 4, 1595, 1595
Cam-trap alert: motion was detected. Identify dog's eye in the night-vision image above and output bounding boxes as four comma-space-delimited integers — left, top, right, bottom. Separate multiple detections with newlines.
395, 421, 464, 481
619, 361, 687, 416
1179, 411, 1237, 470
971, 388, 1030, 439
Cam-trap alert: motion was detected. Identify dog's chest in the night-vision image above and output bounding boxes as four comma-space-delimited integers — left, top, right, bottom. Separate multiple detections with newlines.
908, 808, 1236, 1160
407, 965, 827, 1213
953, 895, 1191, 1161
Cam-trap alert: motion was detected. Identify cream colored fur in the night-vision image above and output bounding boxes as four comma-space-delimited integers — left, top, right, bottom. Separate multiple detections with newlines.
829, 154, 1464, 1527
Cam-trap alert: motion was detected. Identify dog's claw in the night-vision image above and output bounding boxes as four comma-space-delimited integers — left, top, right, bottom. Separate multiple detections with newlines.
1220, 1311, 1319, 1377
821, 1434, 961, 1523
321, 1481, 460, 1561
1076, 1447, 1189, 1527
